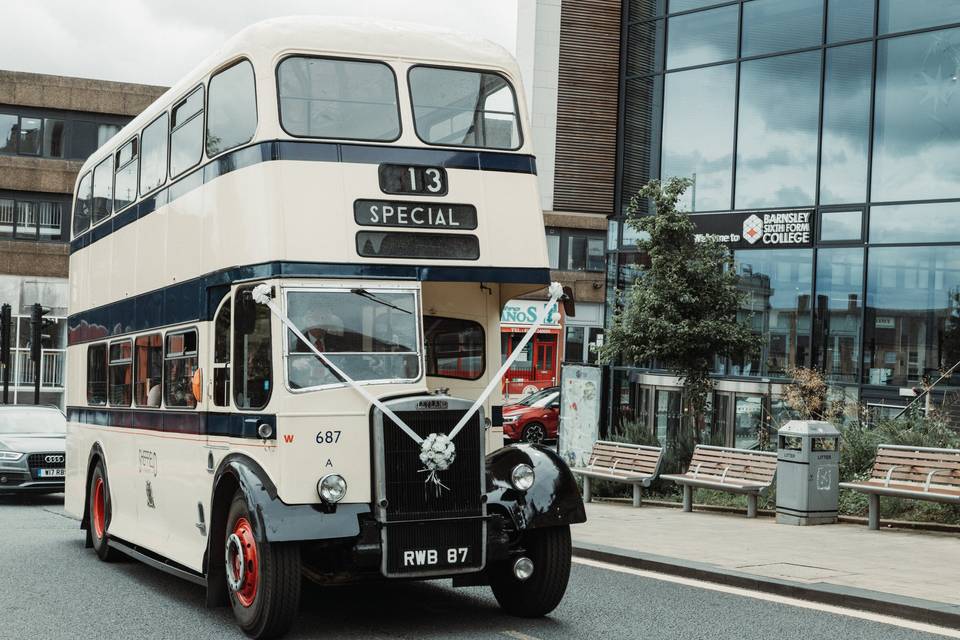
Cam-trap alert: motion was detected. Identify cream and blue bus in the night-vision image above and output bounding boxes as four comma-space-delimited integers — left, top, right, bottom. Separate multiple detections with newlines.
63, 17, 585, 639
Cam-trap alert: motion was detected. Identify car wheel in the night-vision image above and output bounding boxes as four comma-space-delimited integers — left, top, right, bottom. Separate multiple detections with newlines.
226, 491, 301, 639
521, 422, 546, 444
88, 461, 118, 562
489, 525, 572, 617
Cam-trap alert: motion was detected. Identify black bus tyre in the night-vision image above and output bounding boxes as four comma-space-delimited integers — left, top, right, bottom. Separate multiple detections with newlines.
490, 525, 571, 617
226, 491, 301, 640
88, 461, 118, 562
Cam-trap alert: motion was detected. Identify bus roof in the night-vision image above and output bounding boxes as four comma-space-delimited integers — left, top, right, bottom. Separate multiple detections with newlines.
77, 16, 523, 177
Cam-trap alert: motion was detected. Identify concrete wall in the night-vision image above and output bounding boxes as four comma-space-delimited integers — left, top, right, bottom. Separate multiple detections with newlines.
0, 70, 166, 116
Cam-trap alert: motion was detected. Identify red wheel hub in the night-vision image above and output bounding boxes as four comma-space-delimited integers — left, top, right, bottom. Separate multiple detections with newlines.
226, 517, 259, 608
92, 477, 106, 539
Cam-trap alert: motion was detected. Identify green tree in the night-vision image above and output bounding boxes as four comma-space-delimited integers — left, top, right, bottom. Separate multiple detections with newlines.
599, 177, 759, 439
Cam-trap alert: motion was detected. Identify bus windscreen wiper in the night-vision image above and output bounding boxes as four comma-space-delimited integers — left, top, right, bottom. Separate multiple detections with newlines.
350, 288, 412, 314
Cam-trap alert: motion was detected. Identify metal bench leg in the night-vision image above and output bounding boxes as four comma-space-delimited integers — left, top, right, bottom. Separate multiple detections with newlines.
633, 484, 642, 508
746, 494, 758, 519
868, 494, 880, 530
682, 485, 693, 512
583, 476, 591, 504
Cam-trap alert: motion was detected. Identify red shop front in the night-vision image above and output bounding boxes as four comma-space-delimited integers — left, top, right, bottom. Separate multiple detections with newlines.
500, 299, 563, 401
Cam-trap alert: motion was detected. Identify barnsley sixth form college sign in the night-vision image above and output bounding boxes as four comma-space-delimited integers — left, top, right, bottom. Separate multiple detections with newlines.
692, 209, 814, 249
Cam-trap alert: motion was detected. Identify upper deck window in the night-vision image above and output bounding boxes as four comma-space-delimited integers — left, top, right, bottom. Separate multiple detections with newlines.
408, 66, 521, 150
170, 87, 204, 177
277, 56, 401, 142
73, 172, 92, 236
207, 59, 257, 157
113, 137, 138, 212
140, 113, 168, 195
91, 155, 114, 225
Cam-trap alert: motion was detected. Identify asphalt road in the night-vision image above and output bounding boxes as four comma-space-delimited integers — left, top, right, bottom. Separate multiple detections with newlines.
0, 494, 952, 640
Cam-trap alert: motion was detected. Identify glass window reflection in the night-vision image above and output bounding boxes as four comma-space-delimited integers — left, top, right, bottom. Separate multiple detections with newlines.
872, 28, 960, 202
666, 5, 738, 69
741, 0, 823, 57
815, 248, 863, 383
622, 76, 663, 210
730, 249, 813, 378
827, 0, 874, 42
736, 51, 821, 209
870, 202, 960, 244
820, 43, 871, 205
878, 0, 960, 35
864, 246, 960, 387
661, 63, 735, 211
819, 210, 862, 242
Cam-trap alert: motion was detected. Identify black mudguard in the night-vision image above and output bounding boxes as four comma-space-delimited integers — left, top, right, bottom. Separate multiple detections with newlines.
211, 454, 370, 543
485, 443, 587, 531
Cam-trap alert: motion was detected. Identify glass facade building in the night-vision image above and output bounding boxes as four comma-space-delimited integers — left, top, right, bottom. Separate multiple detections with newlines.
610, 0, 960, 446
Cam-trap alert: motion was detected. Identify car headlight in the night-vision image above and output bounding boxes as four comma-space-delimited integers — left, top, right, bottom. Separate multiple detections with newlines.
503, 415, 519, 424
510, 463, 535, 491
0, 451, 23, 462
317, 474, 347, 504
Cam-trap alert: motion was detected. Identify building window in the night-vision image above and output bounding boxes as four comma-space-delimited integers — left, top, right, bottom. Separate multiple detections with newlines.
87, 343, 107, 406
0, 193, 68, 241
870, 202, 960, 244
661, 63, 735, 212
815, 247, 864, 384
827, 0, 874, 43
741, 0, 824, 58
164, 330, 198, 408
134, 334, 163, 408
666, 4, 738, 70
736, 51, 821, 209
424, 316, 485, 380
278, 57, 400, 142
730, 248, 813, 378
546, 227, 606, 272
206, 59, 257, 157
864, 245, 960, 387
820, 43, 872, 205
878, 0, 960, 35
70, 121, 121, 160
872, 27, 960, 202
108, 340, 132, 407
819, 210, 863, 242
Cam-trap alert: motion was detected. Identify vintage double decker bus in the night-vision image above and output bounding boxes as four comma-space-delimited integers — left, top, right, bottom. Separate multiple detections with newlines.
63, 17, 585, 639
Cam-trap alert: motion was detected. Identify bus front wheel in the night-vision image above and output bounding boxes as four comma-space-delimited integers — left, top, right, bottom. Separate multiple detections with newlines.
225, 491, 301, 639
489, 525, 571, 618
87, 461, 118, 562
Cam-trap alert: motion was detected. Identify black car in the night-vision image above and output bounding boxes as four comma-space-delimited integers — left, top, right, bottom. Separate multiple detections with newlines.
0, 406, 66, 494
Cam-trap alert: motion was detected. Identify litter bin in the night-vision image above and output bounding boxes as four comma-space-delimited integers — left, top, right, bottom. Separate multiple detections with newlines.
776, 420, 840, 526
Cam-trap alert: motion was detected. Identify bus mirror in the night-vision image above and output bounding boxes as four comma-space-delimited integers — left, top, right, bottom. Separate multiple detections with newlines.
236, 289, 257, 334
561, 286, 575, 318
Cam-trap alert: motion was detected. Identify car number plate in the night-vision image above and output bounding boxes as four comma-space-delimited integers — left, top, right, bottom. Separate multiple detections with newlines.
400, 546, 472, 569
38, 468, 65, 478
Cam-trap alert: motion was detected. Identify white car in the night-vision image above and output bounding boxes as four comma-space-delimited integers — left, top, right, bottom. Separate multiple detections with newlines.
0, 406, 66, 494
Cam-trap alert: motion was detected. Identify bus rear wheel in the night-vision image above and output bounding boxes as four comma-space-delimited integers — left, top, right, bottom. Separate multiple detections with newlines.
87, 461, 117, 562
489, 525, 571, 618
225, 491, 301, 639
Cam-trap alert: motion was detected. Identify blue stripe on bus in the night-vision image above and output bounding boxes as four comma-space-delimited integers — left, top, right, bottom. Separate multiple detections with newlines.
66, 406, 277, 439
66, 260, 550, 345
69, 140, 537, 253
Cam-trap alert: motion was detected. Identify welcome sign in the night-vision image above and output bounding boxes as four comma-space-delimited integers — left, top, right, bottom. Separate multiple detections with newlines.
501, 299, 562, 326
692, 209, 814, 248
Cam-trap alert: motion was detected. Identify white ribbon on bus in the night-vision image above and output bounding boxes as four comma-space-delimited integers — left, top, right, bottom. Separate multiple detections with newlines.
252, 282, 564, 491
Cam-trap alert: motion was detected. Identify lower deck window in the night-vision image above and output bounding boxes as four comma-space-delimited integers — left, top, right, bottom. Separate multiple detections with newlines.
164, 330, 198, 408
286, 289, 420, 389
108, 340, 132, 406
135, 334, 163, 407
87, 343, 107, 405
424, 316, 485, 380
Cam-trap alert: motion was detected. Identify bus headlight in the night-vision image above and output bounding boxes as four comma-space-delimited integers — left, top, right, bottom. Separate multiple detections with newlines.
510, 464, 535, 491
317, 474, 347, 504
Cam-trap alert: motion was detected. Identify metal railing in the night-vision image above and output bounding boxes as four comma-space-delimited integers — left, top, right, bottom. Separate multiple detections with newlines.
13, 349, 65, 387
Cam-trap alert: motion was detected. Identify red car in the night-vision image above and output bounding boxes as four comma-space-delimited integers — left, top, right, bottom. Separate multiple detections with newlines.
502, 387, 560, 443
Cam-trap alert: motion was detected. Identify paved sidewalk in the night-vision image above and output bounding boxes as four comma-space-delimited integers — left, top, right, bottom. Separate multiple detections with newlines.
572, 502, 960, 622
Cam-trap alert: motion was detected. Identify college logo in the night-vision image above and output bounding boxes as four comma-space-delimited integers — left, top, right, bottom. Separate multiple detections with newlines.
742, 214, 763, 244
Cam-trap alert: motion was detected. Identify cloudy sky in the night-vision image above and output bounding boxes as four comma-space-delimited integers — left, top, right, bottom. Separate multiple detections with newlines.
1, 0, 518, 86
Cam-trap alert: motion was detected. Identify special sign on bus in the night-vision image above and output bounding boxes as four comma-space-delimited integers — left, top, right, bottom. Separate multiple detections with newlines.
354, 199, 478, 230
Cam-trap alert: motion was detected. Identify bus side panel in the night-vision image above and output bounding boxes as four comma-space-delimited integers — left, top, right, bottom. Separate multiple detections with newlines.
274, 161, 349, 264
109, 222, 139, 305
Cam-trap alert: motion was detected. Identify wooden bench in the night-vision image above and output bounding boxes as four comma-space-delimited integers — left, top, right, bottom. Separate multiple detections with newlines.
571, 440, 665, 507
661, 445, 777, 518
839, 444, 960, 530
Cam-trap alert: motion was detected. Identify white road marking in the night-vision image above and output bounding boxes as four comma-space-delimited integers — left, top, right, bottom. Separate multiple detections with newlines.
574, 557, 960, 639
501, 631, 542, 640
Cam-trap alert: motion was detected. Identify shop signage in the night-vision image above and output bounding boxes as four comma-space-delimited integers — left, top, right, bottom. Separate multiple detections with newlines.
693, 209, 814, 248
501, 299, 561, 326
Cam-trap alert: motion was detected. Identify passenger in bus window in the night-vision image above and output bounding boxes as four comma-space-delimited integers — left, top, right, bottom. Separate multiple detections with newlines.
146, 378, 161, 407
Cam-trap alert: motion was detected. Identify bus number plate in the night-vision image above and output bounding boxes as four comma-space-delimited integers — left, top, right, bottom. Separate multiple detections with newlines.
379, 164, 447, 196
